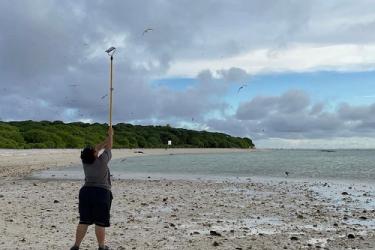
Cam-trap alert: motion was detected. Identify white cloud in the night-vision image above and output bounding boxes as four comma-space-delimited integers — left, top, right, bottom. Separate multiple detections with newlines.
168, 44, 375, 77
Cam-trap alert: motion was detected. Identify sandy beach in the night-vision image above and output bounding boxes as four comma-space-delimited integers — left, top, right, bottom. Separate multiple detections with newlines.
0, 149, 375, 249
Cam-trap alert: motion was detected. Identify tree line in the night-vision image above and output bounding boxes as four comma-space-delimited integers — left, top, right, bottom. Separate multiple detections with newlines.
0, 120, 254, 149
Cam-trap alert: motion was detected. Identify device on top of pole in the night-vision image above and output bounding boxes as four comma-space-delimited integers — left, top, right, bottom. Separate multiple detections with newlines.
105, 46, 116, 128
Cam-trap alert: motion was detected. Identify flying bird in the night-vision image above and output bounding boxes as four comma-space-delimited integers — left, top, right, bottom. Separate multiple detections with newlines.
142, 28, 153, 35
101, 94, 108, 100
237, 84, 247, 94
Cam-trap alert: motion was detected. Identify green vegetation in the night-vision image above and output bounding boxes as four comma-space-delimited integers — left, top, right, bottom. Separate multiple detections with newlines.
0, 120, 254, 149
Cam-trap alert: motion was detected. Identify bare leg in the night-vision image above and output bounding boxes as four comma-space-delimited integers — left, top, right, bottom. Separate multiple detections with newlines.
95, 225, 106, 247
74, 223, 89, 247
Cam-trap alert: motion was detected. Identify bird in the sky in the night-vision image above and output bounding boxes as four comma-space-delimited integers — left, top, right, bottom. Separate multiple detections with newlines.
101, 94, 108, 100
237, 84, 247, 94
142, 28, 153, 35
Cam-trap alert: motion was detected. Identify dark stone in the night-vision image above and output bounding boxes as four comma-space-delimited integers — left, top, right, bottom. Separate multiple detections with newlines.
53, 200, 59, 203
359, 216, 367, 220
347, 234, 355, 239
212, 241, 220, 246
290, 236, 299, 241
341, 192, 349, 195
210, 230, 222, 237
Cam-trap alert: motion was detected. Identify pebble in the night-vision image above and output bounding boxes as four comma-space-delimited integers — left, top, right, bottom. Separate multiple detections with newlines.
212, 241, 220, 246
210, 230, 222, 237
347, 234, 355, 239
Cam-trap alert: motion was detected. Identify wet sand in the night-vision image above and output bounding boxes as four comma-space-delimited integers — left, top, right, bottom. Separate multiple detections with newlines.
0, 149, 374, 249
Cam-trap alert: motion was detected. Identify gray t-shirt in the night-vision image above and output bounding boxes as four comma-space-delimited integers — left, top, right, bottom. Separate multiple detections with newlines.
83, 149, 112, 190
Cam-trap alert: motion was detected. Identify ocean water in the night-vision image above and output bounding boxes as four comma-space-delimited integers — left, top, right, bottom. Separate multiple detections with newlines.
32, 149, 375, 182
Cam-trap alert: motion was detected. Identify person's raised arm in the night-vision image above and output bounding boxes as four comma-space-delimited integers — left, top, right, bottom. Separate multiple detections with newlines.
94, 127, 113, 152
94, 137, 109, 153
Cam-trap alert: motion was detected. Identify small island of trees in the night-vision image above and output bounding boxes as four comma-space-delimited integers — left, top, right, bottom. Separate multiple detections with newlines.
0, 120, 255, 149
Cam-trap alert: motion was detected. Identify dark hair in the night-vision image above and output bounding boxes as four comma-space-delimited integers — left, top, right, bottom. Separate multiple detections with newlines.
81, 146, 96, 164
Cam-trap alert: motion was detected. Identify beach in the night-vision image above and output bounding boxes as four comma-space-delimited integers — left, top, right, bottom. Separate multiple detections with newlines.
0, 149, 374, 249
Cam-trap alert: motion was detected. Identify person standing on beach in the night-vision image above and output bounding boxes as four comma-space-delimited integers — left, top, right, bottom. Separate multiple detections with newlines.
70, 127, 114, 250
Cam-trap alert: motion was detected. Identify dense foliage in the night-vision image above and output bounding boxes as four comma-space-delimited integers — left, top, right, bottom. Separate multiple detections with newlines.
0, 120, 254, 149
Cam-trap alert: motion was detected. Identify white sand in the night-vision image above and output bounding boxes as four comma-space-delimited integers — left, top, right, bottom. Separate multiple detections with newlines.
0, 149, 374, 249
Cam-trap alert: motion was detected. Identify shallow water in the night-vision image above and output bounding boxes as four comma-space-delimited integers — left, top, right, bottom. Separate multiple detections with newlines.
32, 149, 375, 183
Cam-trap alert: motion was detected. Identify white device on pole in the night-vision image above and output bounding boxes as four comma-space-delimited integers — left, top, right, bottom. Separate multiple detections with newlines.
168, 140, 172, 146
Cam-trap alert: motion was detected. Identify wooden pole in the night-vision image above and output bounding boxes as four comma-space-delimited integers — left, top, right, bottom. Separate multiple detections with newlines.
109, 55, 113, 127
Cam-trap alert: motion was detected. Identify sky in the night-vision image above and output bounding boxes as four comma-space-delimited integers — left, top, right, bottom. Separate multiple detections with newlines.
1, 0, 375, 148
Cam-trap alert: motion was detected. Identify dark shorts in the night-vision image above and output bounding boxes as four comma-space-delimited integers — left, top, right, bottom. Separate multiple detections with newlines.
79, 186, 113, 227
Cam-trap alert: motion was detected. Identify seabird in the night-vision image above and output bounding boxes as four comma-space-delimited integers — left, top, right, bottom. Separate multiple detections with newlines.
237, 84, 247, 94
142, 28, 153, 35
285, 171, 289, 177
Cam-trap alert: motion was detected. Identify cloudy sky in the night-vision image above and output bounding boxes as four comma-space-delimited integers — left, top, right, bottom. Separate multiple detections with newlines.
1, 0, 375, 148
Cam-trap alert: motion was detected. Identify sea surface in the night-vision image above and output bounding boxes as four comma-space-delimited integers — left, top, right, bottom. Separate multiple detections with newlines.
32, 149, 375, 183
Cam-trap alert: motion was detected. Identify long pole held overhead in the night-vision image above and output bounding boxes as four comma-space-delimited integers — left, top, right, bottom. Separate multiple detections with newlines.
105, 46, 116, 127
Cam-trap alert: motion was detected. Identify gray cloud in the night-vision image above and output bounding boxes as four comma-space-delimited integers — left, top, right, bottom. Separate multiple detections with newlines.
207, 90, 375, 141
